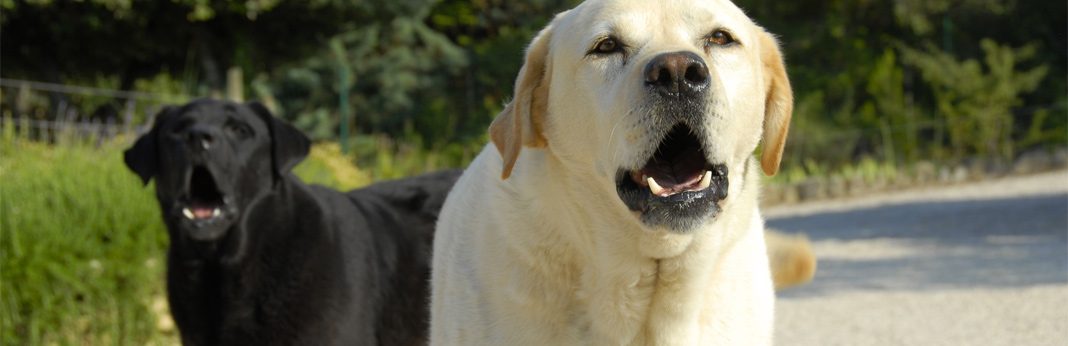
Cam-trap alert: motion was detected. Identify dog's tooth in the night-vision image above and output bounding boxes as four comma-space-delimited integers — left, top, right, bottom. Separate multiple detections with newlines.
647, 177, 666, 196
696, 170, 713, 190
212, 208, 221, 217
201, 139, 211, 150
182, 208, 195, 219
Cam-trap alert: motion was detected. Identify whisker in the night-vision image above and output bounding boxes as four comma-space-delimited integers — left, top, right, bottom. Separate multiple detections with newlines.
607, 116, 623, 164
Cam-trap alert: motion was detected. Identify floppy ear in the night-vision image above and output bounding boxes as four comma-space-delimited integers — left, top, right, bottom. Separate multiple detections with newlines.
758, 31, 794, 176
124, 106, 176, 186
489, 24, 553, 179
248, 101, 310, 179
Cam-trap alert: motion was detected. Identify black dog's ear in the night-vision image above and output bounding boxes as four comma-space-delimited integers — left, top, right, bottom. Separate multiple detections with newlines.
248, 101, 310, 178
124, 106, 176, 186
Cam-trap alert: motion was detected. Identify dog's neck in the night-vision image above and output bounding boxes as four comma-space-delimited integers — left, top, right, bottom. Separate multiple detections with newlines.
166, 177, 342, 342
503, 150, 769, 343
170, 177, 320, 268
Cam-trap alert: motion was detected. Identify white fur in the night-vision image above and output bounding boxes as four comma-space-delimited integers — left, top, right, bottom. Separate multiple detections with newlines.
430, 0, 790, 344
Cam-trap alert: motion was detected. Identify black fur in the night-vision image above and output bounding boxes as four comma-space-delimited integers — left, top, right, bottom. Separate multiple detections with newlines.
124, 99, 460, 345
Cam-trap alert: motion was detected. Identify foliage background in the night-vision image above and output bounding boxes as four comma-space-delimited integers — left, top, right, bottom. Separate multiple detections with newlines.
1, 0, 1065, 343
2, 0, 1064, 175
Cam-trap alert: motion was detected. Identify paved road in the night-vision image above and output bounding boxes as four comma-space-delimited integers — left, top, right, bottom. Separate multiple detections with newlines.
767, 170, 1068, 345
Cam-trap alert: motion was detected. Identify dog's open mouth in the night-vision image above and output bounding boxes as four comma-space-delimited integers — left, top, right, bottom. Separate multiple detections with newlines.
616, 124, 728, 231
180, 165, 227, 221
629, 125, 721, 197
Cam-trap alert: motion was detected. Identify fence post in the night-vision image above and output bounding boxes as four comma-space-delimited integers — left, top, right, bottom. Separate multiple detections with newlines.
142, 106, 158, 135
227, 67, 244, 102
16, 82, 31, 117
124, 98, 135, 135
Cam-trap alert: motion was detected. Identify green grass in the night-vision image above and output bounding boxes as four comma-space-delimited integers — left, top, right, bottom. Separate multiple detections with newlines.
346, 134, 479, 181
293, 141, 372, 191
769, 156, 901, 186
0, 130, 172, 345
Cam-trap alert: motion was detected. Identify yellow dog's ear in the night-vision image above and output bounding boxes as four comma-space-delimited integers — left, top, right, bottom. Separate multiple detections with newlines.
489, 25, 553, 180
758, 31, 794, 176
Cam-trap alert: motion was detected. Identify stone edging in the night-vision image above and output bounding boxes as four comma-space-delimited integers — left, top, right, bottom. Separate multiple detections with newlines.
761, 147, 1068, 207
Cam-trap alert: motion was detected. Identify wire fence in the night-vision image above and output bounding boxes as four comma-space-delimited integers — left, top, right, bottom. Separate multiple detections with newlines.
0, 78, 190, 142
1, 116, 126, 143
3, 78, 1063, 171
0, 78, 927, 147
0, 78, 186, 102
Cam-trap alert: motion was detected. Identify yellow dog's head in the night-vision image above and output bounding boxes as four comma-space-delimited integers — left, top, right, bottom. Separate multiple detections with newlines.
491, 0, 793, 233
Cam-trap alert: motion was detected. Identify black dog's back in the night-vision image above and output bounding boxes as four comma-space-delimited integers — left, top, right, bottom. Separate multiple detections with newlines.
349, 169, 462, 239
333, 169, 462, 345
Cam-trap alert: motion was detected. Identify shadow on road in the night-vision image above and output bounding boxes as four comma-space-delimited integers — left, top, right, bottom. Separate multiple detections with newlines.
768, 194, 1068, 297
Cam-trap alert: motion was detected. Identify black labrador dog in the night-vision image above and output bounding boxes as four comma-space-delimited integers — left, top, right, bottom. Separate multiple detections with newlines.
124, 99, 460, 345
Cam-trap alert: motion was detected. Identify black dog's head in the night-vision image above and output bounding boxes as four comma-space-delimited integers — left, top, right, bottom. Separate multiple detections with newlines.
125, 99, 310, 242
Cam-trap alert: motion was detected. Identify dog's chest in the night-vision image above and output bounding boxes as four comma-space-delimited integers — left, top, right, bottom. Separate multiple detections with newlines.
563, 257, 715, 345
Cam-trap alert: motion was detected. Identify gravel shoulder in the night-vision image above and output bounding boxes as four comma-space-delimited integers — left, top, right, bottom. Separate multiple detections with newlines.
766, 170, 1068, 345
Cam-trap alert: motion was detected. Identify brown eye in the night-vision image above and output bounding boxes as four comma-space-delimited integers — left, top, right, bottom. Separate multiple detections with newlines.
592, 37, 622, 54
708, 30, 735, 46
226, 120, 253, 139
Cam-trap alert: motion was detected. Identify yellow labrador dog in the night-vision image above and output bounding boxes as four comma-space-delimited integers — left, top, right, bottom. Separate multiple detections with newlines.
430, 0, 792, 344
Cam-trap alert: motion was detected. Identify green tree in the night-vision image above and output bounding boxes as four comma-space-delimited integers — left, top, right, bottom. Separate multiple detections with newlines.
1, 0, 371, 91
263, 0, 468, 141
2, 0, 1064, 174
902, 40, 1049, 160
736, 0, 1064, 171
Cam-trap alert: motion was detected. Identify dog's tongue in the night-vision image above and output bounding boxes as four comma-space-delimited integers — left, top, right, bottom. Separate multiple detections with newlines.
190, 202, 216, 219
641, 148, 707, 189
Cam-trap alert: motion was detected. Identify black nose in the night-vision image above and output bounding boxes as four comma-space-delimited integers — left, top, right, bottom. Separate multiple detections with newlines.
185, 125, 216, 152
644, 51, 710, 97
